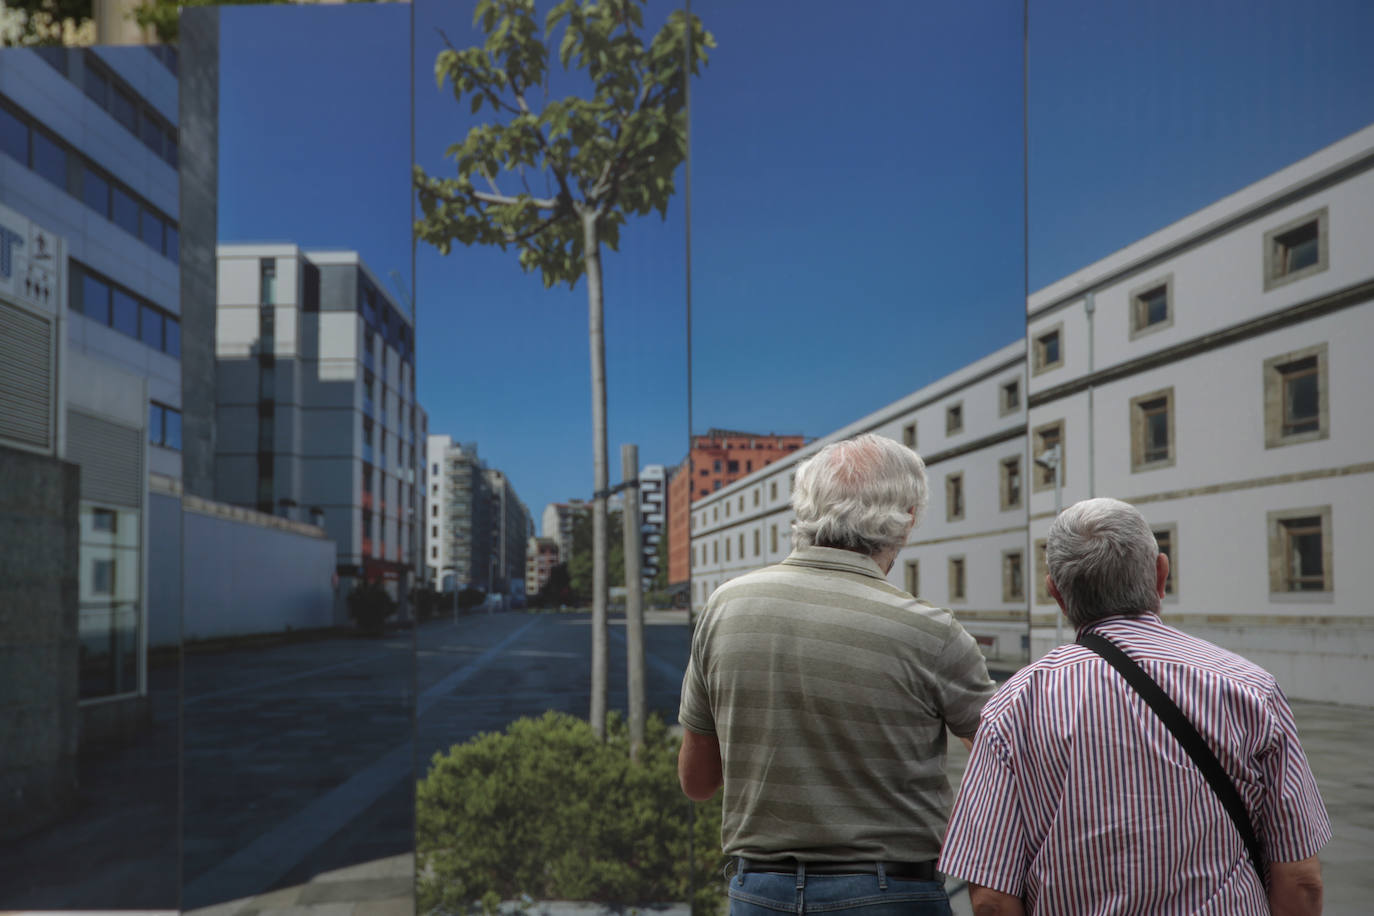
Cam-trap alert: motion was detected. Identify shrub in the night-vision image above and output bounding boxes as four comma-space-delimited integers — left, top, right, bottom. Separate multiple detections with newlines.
416, 711, 727, 915
457, 587, 487, 612
348, 581, 395, 635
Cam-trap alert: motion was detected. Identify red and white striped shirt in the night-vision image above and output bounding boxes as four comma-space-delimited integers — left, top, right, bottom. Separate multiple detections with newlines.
939, 614, 1330, 915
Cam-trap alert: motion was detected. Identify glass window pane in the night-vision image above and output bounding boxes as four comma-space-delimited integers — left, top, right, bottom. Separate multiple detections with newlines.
164, 224, 179, 262
163, 315, 181, 357
1148, 410, 1168, 448
83, 66, 108, 107
32, 130, 66, 188
163, 133, 178, 168
112, 187, 139, 235
1044, 334, 1060, 364
81, 273, 111, 324
1145, 290, 1168, 325
140, 304, 163, 349
0, 105, 27, 164
1285, 373, 1319, 423
140, 207, 163, 250
81, 167, 110, 215
110, 86, 138, 133
140, 114, 162, 154
112, 289, 138, 337
148, 402, 163, 445
164, 409, 181, 450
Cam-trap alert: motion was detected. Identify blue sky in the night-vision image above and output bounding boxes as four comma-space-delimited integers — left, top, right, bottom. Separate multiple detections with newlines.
219, 0, 1374, 527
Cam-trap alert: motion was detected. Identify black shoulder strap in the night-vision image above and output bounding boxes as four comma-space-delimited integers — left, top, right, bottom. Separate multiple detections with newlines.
1077, 630, 1266, 883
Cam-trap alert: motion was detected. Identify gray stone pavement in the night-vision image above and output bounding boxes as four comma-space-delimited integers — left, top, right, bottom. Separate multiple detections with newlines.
3, 612, 1371, 915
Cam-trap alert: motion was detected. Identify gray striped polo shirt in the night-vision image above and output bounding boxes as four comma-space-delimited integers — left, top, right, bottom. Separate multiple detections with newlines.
679, 545, 995, 863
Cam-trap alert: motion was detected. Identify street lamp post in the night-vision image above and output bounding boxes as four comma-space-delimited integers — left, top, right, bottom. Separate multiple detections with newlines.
1033, 444, 1064, 646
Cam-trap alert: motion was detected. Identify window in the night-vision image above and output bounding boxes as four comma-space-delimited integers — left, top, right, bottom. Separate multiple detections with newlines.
1033, 324, 1064, 375
1033, 420, 1065, 492
1264, 343, 1328, 448
1035, 539, 1049, 604
1264, 208, 1328, 291
713, 480, 721, 491
137, 304, 163, 349
753, 529, 760, 556
946, 402, 963, 435
79, 271, 112, 324
739, 533, 745, 557
713, 460, 721, 472
140, 114, 163, 155
112, 290, 139, 338
164, 225, 179, 263
1154, 525, 1177, 598
0, 104, 28, 163
770, 481, 778, 500
724, 501, 730, 518
149, 402, 181, 449
1000, 379, 1020, 415
431, 525, 438, 538
770, 524, 778, 553
164, 316, 180, 357
1268, 507, 1332, 594
738, 495, 744, 511
431, 505, 437, 517
902, 422, 917, 449
1130, 275, 1174, 338
713, 540, 719, 563
946, 473, 964, 522
713, 506, 718, 521
31, 129, 66, 188
1000, 456, 1022, 510
109, 85, 138, 133
948, 556, 966, 602
753, 489, 760, 507
1002, 550, 1025, 602
260, 259, 277, 305
728, 460, 739, 473
81, 167, 110, 215
904, 560, 919, 597
112, 186, 139, 236
140, 207, 163, 250
1130, 387, 1175, 471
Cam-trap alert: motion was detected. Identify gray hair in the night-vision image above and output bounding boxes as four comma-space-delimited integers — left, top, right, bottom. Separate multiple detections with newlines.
1046, 497, 1160, 628
791, 434, 927, 556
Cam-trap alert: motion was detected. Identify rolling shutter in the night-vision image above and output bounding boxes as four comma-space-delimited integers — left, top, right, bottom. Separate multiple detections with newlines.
0, 297, 55, 452
66, 410, 143, 508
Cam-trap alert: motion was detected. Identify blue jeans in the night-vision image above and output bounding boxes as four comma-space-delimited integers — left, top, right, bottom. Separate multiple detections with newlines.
726, 860, 952, 916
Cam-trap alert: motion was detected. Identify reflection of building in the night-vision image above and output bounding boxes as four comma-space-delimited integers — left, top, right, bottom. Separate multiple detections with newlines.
0, 47, 184, 730
484, 467, 532, 600
215, 245, 426, 590
666, 429, 805, 589
541, 499, 589, 567
425, 438, 529, 600
526, 536, 559, 597
690, 124, 1374, 706
638, 464, 666, 588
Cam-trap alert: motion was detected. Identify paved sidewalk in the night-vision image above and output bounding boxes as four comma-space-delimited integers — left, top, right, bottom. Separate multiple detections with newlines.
183, 853, 414, 916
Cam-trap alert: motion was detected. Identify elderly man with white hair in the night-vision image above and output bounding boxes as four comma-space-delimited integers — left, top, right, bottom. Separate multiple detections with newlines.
678, 433, 995, 916
939, 497, 1330, 916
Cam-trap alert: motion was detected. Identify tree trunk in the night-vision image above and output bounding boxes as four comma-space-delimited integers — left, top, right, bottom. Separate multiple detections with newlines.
621, 444, 645, 758
584, 210, 609, 740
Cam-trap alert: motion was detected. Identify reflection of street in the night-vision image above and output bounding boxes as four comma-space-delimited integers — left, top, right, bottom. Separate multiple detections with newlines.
4, 611, 1373, 913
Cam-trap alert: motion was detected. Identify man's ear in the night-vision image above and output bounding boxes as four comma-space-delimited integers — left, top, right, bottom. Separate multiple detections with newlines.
1156, 552, 1170, 600
1047, 576, 1067, 613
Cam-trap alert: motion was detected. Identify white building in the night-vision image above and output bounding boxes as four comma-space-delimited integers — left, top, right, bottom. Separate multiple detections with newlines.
216, 244, 427, 592
639, 463, 667, 587
691, 123, 1374, 706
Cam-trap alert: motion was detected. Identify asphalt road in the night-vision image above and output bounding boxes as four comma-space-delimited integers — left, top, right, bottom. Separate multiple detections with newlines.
0, 610, 691, 911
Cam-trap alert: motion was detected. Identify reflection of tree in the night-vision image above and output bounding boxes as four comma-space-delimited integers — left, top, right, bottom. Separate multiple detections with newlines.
413, 0, 712, 739
568, 509, 624, 602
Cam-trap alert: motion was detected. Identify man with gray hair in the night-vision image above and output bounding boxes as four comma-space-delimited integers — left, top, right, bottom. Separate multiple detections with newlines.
678, 433, 995, 916
939, 497, 1330, 915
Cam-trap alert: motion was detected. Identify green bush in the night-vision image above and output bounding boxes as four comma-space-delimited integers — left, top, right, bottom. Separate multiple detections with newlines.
416, 711, 727, 915
348, 581, 395, 635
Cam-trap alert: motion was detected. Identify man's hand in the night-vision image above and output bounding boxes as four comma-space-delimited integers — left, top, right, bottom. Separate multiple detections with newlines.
678, 726, 723, 801
1269, 855, 1323, 916
969, 884, 1024, 916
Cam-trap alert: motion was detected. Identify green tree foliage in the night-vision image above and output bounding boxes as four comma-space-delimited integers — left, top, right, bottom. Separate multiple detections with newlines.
533, 562, 573, 607
569, 508, 624, 601
416, 710, 726, 914
652, 527, 669, 591
414, 0, 713, 285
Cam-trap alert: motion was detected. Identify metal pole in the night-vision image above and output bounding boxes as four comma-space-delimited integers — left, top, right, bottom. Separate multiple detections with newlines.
1053, 451, 1063, 646
622, 444, 645, 757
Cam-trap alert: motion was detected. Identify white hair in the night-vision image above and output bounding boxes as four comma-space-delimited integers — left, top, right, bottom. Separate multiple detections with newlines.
1046, 497, 1160, 628
791, 434, 927, 556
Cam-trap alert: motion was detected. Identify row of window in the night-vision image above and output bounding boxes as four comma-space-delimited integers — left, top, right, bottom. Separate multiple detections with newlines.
0, 98, 179, 263
695, 476, 789, 530
697, 522, 783, 567
905, 504, 1330, 606
903, 378, 1023, 449
70, 261, 181, 357
33, 48, 179, 168
1031, 208, 1329, 376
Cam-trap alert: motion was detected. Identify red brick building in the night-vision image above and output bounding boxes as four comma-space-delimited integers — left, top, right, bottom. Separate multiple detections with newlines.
667, 429, 806, 589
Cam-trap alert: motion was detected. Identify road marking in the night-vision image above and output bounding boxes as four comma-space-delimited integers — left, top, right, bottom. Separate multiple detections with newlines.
183, 617, 541, 907
184, 653, 402, 706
